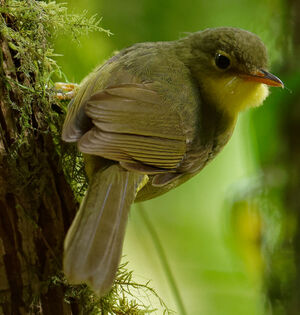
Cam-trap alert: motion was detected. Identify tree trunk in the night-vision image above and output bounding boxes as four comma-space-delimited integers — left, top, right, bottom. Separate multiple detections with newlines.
0, 13, 79, 315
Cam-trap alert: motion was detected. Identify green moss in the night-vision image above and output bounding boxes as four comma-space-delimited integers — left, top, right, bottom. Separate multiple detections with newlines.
0, 0, 109, 146
51, 263, 172, 314
0, 0, 106, 194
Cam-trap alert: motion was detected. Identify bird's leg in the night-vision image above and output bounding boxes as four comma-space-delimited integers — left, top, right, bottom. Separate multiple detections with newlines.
54, 82, 79, 100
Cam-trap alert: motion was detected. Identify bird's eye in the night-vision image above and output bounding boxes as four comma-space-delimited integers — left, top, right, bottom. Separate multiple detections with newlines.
215, 53, 231, 70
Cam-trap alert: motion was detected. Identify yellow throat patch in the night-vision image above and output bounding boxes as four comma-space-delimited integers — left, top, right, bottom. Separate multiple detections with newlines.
203, 75, 269, 116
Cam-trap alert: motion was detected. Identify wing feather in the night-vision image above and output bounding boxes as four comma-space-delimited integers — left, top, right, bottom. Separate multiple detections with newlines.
77, 83, 186, 171
85, 84, 184, 140
78, 128, 184, 170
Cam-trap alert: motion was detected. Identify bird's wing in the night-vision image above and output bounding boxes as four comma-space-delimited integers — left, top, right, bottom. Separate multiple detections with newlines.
71, 82, 190, 173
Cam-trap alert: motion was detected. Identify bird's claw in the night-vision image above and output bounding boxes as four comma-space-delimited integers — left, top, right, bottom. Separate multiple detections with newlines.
54, 82, 79, 100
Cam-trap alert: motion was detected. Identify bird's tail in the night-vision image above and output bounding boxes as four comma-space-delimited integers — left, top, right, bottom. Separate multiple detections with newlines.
63, 164, 145, 296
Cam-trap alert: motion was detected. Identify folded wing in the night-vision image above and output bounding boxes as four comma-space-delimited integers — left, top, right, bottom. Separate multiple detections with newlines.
76, 83, 187, 173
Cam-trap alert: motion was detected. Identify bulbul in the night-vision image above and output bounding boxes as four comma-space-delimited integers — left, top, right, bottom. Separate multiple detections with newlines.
61, 27, 283, 296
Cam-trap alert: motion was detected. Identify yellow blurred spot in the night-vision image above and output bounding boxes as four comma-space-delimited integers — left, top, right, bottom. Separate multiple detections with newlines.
231, 200, 264, 282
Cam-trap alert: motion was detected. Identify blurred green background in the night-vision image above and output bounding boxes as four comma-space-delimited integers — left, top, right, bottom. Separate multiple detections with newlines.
55, 0, 300, 314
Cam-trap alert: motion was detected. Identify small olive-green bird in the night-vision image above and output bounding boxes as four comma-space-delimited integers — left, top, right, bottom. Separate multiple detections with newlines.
62, 27, 283, 296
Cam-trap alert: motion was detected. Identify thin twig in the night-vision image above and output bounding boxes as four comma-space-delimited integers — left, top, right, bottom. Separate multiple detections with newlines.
138, 203, 187, 315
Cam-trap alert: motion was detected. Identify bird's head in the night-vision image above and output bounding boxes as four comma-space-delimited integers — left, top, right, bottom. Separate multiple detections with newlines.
180, 27, 283, 116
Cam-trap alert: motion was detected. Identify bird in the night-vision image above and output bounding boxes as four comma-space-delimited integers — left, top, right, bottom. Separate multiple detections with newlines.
61, 27, 283, 296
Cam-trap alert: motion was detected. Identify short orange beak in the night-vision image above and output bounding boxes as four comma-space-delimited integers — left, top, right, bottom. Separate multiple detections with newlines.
240, 69, 284, 88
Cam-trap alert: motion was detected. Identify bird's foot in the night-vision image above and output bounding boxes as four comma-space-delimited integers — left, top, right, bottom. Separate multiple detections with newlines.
54, 82, 79, 100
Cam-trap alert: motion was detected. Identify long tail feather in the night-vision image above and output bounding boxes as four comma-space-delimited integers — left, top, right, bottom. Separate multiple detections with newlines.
64, 164, 144, 296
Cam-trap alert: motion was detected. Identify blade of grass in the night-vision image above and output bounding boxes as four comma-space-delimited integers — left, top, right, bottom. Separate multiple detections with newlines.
138, 203, 187, 315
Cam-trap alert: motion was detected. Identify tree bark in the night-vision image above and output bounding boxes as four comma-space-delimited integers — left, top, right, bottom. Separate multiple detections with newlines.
0, 21, 79, 315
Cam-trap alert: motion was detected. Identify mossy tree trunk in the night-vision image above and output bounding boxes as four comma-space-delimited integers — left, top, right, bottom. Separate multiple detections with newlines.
0, 4, 81, 315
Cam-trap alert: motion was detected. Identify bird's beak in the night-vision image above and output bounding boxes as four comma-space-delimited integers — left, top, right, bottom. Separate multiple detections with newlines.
240, 69, 284, 88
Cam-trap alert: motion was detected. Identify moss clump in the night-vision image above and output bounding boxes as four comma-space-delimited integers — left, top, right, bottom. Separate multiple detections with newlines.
51, 262, 172, 314
0, 0, 109, 146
